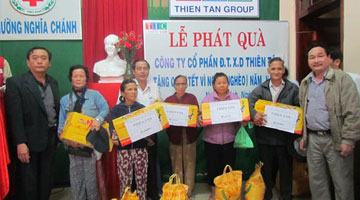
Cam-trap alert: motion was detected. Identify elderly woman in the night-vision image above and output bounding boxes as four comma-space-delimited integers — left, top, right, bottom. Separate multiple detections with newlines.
198, 72, 240, 200
109, 79, 148, 200
58, 65, 109, 200
164, 75, 199, 198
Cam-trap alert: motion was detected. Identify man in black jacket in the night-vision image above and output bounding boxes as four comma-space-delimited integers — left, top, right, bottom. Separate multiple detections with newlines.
248, 57, 299, 200
6, 46, 60, 200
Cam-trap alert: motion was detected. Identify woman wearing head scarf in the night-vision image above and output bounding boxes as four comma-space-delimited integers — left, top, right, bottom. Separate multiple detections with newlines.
58, 65, 109, 200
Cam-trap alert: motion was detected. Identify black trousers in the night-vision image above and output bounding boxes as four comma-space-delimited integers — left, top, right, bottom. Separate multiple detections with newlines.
204, 141, 236, 186
15, 131, 57, 200
258, 144, 292, 200
146, 135, 159, 199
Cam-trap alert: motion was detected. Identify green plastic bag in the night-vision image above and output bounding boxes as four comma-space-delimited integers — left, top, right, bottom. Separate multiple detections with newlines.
234, 122, 259, 180
234, 123, 254, 148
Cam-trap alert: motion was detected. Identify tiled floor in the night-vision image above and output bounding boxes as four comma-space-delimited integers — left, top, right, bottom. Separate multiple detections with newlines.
50, 183, 311, 200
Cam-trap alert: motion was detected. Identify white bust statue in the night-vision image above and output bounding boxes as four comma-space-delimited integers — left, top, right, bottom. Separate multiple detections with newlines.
93, 34, 126, 83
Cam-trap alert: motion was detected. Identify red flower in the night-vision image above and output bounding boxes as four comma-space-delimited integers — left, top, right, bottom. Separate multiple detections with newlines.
129, 31, 135, 37
124, 41, 133, 50
116, 31, 143, 64
128, 36, 136, 42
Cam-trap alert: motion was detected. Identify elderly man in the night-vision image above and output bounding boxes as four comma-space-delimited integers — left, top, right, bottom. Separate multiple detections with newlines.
6, 46, 59, 200
299, 43, 360, 200
248, 57, 299, 200
127, 59, 161, 200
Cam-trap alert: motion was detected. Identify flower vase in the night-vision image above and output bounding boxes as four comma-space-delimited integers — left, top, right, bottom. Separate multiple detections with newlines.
125, 62, 133, 79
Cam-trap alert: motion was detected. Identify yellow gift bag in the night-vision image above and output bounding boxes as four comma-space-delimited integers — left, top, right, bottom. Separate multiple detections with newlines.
214, 165, 242, 200
121, 186, 139, 200
160, 174, 189, 200
244, 162, 266, 200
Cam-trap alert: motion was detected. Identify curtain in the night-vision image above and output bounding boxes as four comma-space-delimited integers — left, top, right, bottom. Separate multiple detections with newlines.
82, 0, 148, 83
0, 98, 10, 200
82, 1, 148, 198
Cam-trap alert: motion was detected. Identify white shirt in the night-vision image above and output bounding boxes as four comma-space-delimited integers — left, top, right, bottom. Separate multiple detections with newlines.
269, 79, 285, 102
116, 79, 162, 105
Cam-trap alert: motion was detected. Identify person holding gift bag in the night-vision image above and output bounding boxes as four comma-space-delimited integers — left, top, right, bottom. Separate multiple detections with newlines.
164, 75, 199, 198
58, 65, 109, 200
198, 72, 240, 200
109, 79, 148, 200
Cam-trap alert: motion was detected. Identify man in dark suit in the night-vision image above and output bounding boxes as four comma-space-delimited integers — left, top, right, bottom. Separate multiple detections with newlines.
6, 46, 60, 200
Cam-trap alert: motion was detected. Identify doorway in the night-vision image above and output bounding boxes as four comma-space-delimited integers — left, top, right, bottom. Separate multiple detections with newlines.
296, 0, 342, 81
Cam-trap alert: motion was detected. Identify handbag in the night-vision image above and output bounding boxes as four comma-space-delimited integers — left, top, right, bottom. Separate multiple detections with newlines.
214, 165, 242, 200
121, 186, 139, 200
233, 122, 254, 148
235, 122, 260, 180
160, 174, 189, 200
244, 162, 266, 200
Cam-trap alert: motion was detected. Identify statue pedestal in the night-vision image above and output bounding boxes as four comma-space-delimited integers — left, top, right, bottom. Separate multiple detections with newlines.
98, 76, 124, 83
87, 82, 122, 198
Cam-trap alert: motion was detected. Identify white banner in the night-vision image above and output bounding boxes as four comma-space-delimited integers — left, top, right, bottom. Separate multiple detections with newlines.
0, 0, 82, 40
144, 20, 289, 102
169, 0, 259, 18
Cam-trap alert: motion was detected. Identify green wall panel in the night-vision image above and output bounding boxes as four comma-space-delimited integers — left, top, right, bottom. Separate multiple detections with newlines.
259, 0, 279, 20
0, 40, 83, 97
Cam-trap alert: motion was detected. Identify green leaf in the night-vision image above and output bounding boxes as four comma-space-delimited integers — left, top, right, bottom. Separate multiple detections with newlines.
244, 183, 252, 194
221, 190, 230, 200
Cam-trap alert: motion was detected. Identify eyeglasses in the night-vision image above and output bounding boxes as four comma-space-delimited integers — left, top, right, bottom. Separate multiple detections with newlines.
174, 83, 187, 86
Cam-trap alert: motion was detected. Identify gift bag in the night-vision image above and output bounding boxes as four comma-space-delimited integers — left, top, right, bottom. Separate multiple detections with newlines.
234, 122, 254, 148
121, 186, 139, 200
214, 165, 242, 200
235, 122, 259, 180
160, 174, 189, 200
244, 162, 265, 200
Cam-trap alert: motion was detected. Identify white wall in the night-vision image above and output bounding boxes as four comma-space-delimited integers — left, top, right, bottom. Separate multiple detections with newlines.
279, 0, 297, 80
343, 1, 360, 74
